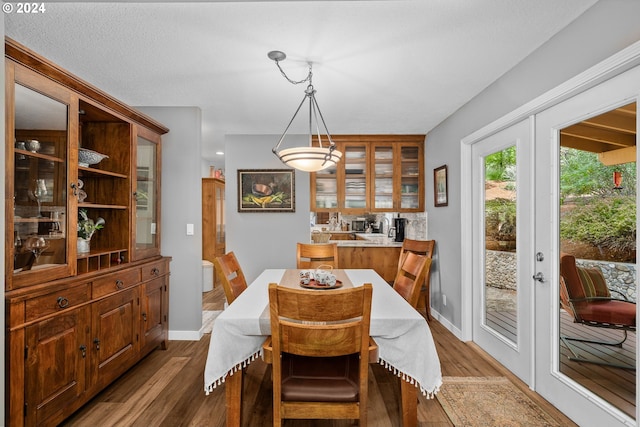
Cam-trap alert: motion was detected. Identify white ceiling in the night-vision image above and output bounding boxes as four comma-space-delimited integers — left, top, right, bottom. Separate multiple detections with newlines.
5, 1, 598, 160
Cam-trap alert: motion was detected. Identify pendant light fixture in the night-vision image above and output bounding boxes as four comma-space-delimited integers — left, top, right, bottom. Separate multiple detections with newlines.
268, 50, 342, 172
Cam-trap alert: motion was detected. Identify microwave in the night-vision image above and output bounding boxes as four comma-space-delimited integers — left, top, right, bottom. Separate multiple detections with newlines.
352, 220, 366, 232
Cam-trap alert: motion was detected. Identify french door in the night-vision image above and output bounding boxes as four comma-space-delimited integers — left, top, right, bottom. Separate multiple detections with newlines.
471, 118, 533, 384
533, 64, 639, 427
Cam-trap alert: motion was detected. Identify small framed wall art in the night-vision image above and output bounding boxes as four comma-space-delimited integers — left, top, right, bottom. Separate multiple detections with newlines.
434, 164, 448, 207
237, 169, 295, 212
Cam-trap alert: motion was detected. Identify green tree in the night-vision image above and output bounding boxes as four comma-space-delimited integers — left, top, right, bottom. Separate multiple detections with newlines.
485, 146, 516, 181
560, 148, 636, 198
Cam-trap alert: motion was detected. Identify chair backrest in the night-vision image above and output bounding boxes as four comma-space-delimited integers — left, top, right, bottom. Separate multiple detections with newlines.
268, 282, 373, 425
296, 242, 339, 269
397, 239, 435, 272
213, 251, 247, 304
560, 253, 611, 301
393, 252, 431, 308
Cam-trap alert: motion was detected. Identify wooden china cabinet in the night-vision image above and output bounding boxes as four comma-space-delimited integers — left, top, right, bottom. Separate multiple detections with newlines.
310, 135, 425, 214
4, 37, 171, 427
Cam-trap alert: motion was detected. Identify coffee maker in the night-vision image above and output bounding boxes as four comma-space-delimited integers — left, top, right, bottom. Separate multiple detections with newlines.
393, 216, 407, 242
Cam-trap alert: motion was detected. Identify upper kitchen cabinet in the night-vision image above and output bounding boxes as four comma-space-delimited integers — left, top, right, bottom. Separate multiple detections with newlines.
311, 135, 425, 213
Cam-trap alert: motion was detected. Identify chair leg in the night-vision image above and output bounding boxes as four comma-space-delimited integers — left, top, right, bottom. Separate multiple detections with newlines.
560, 330, 635, 370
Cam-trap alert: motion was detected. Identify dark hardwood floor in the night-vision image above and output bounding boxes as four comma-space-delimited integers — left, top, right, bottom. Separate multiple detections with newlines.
61, 286, 577, 426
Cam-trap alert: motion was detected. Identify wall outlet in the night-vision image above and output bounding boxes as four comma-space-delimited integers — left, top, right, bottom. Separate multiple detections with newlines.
442, 294, 447, 306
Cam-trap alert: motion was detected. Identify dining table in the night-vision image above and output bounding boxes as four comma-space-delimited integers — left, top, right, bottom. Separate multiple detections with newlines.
204, 268, 442, 427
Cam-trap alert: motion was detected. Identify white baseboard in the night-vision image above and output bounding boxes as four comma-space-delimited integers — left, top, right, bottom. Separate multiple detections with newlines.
430, 309, 464, 341
168, 330, 202, 341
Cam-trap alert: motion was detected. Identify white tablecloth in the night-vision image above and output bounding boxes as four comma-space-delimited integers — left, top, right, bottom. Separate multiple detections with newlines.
204, 269, 442, 397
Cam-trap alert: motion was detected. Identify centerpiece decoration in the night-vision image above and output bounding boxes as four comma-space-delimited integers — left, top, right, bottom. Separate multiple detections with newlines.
77, 208, 105, 254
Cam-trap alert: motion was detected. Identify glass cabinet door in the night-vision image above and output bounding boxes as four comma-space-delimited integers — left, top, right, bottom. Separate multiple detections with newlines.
372, 144, 394, 210
8, 74, 75, 289
133, 127, 161, 260
312, 163, 338, 210
215, 181, 225, 255
399, 144, 423, 211
343, 143, 368, 211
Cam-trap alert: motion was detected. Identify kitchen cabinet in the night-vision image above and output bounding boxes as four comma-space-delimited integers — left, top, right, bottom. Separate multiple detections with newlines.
337, 246, 402, 282
5, 38, 171, 427
202, 177, 226, 286
311, 135, 424, 213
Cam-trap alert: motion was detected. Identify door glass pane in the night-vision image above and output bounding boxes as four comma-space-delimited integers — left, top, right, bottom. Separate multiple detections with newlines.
484, 146, 517, 343
558, 102, 636, 418
314, 165, 338, 208
13, 84, 68, 273
344, 146, 366, 209
136, 137, 157, 250
373, 146, 393, 209
400, 146, 420, 209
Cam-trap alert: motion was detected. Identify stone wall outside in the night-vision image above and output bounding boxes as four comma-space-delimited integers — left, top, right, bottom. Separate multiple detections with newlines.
485, 250, 637, 302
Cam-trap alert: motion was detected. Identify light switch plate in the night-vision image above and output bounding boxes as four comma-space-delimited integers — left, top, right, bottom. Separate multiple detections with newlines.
186, 223, 194, 235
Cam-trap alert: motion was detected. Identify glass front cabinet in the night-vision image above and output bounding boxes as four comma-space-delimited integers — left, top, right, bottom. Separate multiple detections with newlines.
311, 135, 424, 213
5, 38, 170, 427
8, 59, 77, 289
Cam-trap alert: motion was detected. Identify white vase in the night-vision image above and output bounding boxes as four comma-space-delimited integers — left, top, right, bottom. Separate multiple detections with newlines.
77, 237, 90, 254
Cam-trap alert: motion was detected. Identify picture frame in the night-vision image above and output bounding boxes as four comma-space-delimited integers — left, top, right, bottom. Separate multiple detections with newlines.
434, 164, 448, 207
237, 169, 295, 212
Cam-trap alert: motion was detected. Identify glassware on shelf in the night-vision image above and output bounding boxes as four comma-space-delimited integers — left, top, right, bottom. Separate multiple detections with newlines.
28, 179, 48, 217
20, 236, 49, 271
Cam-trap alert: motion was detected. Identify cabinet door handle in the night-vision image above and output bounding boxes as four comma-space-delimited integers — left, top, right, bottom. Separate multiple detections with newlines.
93, 338, 100, 350
142, 313, 147, 322
70, 182, 77, 196
133, 191, 138, 201
115, 279, 124, 289
151, 267, 160, 276
57, 296, 69, 308
80, 344, 87, 358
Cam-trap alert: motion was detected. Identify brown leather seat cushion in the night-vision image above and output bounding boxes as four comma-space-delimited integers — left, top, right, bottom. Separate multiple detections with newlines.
281, 353, 360, 402
575, 299, 636, 326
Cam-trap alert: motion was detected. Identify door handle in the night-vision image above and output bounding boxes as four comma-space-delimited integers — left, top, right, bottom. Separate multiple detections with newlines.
532, 272, 545, 282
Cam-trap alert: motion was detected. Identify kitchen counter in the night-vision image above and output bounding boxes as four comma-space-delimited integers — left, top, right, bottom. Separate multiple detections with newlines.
311, 229, 402, 247
332, 234, 402, 247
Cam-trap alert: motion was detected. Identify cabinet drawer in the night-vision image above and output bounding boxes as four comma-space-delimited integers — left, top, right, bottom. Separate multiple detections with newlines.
25, 283, 91, 322
141, 260, 168, 280
92, 268, 141, 299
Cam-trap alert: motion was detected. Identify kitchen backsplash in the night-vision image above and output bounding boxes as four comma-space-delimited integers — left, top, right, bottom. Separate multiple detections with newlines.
311, 211, 427, 240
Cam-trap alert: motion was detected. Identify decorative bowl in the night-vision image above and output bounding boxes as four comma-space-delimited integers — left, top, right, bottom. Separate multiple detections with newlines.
78, 148, 109, 167
25, 140, 40, 153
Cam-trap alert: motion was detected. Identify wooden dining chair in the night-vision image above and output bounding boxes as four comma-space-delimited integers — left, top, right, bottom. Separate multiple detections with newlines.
296, 242, 339, 269
212, 251, 247, 305
393, 251, 431, 310
397, 239, 435, 319
263, 282, 375, 427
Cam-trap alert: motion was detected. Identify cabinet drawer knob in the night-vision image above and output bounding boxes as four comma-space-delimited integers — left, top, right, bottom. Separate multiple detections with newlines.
57, 297, 69, 308
115, 279, 124, 289
151, 267, 160, 276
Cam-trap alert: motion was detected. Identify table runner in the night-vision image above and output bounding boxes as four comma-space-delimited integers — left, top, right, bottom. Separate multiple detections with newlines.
204, 269, 442, 397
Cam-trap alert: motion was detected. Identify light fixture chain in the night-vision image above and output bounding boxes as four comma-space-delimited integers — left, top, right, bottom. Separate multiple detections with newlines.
275, 60, 313, 85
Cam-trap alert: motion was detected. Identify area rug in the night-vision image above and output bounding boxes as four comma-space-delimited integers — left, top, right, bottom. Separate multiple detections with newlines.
436, 377, 563, 427
201, 310, 223, 334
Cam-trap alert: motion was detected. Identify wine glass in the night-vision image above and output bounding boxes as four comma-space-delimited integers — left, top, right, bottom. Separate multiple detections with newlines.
28, 179, 47, 217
